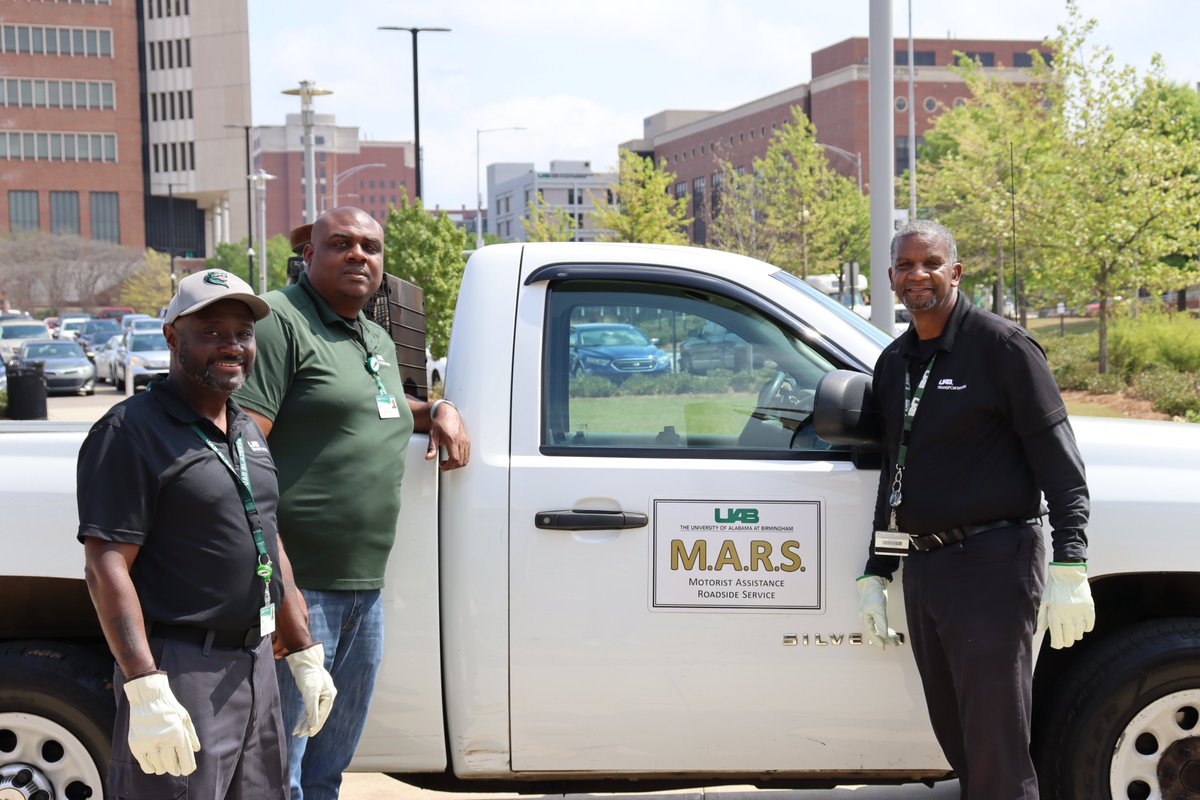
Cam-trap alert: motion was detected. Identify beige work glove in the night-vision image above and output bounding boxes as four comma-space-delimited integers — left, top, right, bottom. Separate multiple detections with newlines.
285, 643, 337, 737
122, 672, 201, 776
1036, 563, 1096, 649
856, 575, 900, 649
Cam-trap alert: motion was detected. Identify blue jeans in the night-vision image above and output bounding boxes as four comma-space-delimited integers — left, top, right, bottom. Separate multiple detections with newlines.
277, 588, 383, 800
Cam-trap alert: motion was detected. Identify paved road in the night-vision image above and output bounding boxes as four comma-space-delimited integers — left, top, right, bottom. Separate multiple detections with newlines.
44, 389, 960, 799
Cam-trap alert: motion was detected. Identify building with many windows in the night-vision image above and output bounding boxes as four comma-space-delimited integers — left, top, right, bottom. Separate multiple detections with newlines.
488, 160, 615, 243
253, 113, 414, 238
622, 36, 1048, 244
0, 0, 252, 259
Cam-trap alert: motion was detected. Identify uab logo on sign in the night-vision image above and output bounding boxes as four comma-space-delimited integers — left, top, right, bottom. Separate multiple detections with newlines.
714, 507, 759, 524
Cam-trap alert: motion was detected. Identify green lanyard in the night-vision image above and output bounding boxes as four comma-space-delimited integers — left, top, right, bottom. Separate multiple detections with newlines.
365, 354, 389, 396
190, 424, 274, 595
887, 354, 937, 532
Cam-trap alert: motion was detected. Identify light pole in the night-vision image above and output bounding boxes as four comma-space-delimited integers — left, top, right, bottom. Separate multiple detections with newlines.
327, 163, 386, 213
476, 126, 525, 249
818, 142, 863, 193
906, 0, 918, 219
153, 181, 187, 293
282, 81, 333, 224
248, 169, 276, 294
378, 26, 450, 202
224, 123, 256, 289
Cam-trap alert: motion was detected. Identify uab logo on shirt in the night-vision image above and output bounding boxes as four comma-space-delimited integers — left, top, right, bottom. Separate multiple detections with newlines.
714, 507, 759, 524
937, 377, 968, 391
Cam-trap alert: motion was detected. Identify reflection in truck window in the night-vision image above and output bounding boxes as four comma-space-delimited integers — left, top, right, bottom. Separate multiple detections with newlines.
544, 280, 846, 456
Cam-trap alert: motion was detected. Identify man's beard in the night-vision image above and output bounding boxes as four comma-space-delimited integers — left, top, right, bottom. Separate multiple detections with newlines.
177, 339, 252, 393
901, 287, 946, 313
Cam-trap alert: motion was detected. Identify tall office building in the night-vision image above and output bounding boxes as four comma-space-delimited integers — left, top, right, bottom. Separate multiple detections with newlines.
254, 112, 415, 237
622, 36, 1049, 244
0, 0, 252, 257
488, 160, 615, 243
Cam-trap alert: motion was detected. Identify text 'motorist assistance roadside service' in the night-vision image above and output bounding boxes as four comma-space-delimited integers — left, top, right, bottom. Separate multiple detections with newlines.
652, 500, 822, 611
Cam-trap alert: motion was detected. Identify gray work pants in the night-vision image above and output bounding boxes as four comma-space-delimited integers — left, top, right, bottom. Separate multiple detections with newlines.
902, 524, 1046, 800
108, 634, 287, 800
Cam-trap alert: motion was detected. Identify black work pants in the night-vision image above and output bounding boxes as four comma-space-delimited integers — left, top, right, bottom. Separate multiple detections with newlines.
902, 524, 1045, 800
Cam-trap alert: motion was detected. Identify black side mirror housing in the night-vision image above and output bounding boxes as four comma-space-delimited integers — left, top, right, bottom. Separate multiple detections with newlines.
814, 369, 882, 448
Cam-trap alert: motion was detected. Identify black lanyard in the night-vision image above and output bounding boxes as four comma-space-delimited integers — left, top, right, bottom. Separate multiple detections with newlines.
887, 354, 936, 532
191, 424, 273, 591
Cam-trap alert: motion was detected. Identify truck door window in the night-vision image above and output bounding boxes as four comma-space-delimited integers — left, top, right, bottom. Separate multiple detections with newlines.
542, 281, 846, 457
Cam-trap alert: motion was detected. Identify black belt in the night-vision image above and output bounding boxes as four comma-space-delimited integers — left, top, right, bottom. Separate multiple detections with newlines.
148, 622, 263, 649
910, 517, 1040, 553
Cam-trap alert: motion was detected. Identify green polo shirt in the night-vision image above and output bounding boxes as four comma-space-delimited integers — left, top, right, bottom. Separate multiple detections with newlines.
234, 273, 414, 590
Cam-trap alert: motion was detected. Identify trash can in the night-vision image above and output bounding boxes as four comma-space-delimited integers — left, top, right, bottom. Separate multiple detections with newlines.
5, 362, 48, 420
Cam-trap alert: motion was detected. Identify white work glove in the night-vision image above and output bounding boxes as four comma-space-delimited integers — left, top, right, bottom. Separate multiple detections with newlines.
285, 643, 337, 737
856, 575, 900, 649
122, 672, 201, 776
1036, 563, 1096, 650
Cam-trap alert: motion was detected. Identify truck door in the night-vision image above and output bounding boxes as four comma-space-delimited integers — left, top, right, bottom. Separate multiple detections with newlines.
507, 265, 942, 773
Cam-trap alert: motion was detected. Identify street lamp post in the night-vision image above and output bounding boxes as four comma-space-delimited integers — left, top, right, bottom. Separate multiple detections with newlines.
475, 126, 525, 250
153, 181, 187, 293
327, 163, 386, 213
248, 169, 276, 294
378, 26, 450, 202
224, 123, 256, 289
282, 81, 333, 224
817, 142, 863, 193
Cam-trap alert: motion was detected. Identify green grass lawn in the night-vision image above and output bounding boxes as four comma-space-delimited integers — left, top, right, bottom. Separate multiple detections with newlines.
570, 392, 761, 436
1063, 399, 1127, 418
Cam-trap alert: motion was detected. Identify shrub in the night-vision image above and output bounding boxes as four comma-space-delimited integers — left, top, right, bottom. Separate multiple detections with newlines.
1109, 311, 1200, 375
1042, 333, 1098, 390
0, 389, 6, 417
1131, 367, 1200, 417
570, 374, 618, 397
1084, 371, 1127, 395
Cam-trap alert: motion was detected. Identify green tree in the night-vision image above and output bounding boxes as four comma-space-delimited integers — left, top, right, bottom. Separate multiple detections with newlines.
205, 236, 291, 291
590, 149, 690, 244
383, 198, 467, 359
118, 250, 173, 313
522, 195, 576, 242
706, 108, 869, 279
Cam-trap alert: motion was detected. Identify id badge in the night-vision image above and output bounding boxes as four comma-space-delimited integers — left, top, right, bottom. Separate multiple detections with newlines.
376, 394, 400, 419
259, 602, 276, 636
874, 530, 912, 557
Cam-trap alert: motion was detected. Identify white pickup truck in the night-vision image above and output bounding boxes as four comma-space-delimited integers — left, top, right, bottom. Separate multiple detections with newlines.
4, 242, 1200, 800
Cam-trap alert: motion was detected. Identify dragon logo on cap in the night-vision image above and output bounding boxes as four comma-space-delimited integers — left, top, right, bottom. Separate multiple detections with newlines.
203, 270, 230, 287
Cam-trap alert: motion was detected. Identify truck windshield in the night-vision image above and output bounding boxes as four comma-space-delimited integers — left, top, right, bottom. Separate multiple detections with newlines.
771, 272, 894, 349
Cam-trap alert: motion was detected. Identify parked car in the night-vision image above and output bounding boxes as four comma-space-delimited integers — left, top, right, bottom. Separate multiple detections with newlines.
114, 330, 170, 391
97, 306, 134, 320
76, 318, 122, 360
43, 316, 61, 333
119, 312, 154, 332
92, 334, 123, 384
0, 320, 52, 361
0, 311, 31, 322
568, 323, 670, 381
13, 339, 96, 395
128, 317, 164, 334
678, 321, 766, 375
56, 316, 90, 340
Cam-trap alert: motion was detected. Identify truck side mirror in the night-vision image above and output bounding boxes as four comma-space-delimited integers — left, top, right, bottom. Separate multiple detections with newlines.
813, 369, 882, 448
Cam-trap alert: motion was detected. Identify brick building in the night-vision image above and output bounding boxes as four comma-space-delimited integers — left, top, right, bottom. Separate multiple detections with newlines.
622, 36, 1050, 244
0, 0, 254, 258
253, 113, 415, 238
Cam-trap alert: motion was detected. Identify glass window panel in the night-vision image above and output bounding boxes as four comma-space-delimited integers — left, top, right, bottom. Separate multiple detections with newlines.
3, 26, 16, 53
90, 191, 119, 242
37, 133, 48, 159
32, 27, 43, 54
17, 26, 30, 53
75, 82, 87, 106
0, 134, 7, 158
33, 81, 45, 107
99, 29, 111, 57
22, 132, 35, 159
544, 281, 840, 454
91, 134, 102, 161
104, 135, 116, 161
60, 29, 71, 55
48, 81, 60, 107
86, 29, 98, 56
77, 134, 89, 160
64, 134, 75, 160
45, 27, 57, 54
50, 134, 61, 160
101, 83, 113, 108
61, 80, 73, 107
19, 80, 32, 105
72, 29, 84, 55
9, 190, 39, 232
88, 82, 100, 108
51, 191, 80, 234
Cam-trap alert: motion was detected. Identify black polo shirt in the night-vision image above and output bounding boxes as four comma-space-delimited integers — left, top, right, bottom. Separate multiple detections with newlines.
77, 378, 282, 631
865, 291, 1089, 577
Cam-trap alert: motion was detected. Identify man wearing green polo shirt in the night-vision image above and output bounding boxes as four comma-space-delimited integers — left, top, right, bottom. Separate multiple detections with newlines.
234, 206, 469, 800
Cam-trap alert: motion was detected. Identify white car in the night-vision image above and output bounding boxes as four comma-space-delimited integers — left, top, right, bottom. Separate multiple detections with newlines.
92, 334, 124, 384
0, 320, 52, 361
114, 330, 170, 392
56, 317, 89, 340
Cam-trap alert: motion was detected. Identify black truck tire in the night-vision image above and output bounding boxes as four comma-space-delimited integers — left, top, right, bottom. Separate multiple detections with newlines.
1036, 618, 1200, 800
0, 640, 114, 800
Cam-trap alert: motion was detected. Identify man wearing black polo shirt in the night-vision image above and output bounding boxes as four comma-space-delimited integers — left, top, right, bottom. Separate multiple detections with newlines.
78, 270, 335, 799
855, 220, 1095, 798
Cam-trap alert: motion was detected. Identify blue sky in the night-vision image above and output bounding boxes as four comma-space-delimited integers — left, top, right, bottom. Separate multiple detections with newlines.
247, 1, 1198, 211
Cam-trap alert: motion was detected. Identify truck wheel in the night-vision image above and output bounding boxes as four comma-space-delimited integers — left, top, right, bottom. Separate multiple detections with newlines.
0, 641, 114, 800
1036, 618, 1200, 799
